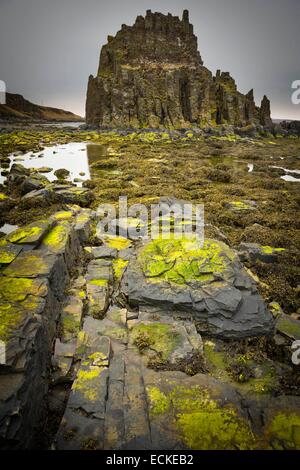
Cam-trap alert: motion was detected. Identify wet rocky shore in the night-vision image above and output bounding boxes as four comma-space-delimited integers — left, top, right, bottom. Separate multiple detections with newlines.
0, 125, 299, 449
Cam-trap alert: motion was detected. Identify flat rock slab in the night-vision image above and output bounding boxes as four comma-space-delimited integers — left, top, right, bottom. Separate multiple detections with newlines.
81, 315, 128, 347
276, 314, 300, 340
3, 249, 62, 278
5, 219, 53, 246
128, 313, 203, 366
54, 187, 94, 207
87, 246, 118, 259
55, 407, 105, 450
143, 368, 300, 449
0, 243, 23, 265
60, 295, 84, 342
123, 237, 274, 338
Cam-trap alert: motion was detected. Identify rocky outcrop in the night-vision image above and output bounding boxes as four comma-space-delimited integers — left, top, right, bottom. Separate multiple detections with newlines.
123, 237, 274, 339
86, 10, 272, 129
280, 120, 300, 136
0, 93, 83, 122
259, 95, 272, 127
0, 207, 95, 449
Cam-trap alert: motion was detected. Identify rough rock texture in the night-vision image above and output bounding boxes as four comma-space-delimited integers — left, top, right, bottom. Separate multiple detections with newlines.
86, 10, 272, 129
259, 95, 272, 127
122, 237, 274, 338
0, 207, 95, 449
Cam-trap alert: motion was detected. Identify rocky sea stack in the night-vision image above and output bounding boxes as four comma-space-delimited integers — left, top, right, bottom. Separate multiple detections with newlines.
86, 10, 272, 129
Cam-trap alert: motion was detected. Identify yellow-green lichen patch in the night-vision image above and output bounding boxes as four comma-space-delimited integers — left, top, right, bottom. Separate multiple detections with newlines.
61, 315, 80, 336
266, 412, 300, 449
269, 301, 282, 318
0, 193, 8, 200
139, 237, 231, 285
147, 387, 170, 414
104, 235, 132, 250
246, 368, 278, 395
113, 258, 128, 280
0, 244, 21, 264
3, 253, 50, 277
146, 385, 256, 450
0, 277, 47, 302
41, 224, 69, 252
0, 238, 8, 247
7, 225, 44, 244
260, 246, 285, 255
72, 366, 104, 401
88, 279, 108, 287
228, 201, 254, 211
204, 341, 228, 375
98, 325, 127, 342
83, 351, 109, 367
52, 211, 74, 221
130, 322, 180, 361
0, 303, 25, 341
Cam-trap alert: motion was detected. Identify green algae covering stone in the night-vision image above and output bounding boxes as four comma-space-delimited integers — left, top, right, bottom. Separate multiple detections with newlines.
6, 219, 53, 245
40, 223, 70, 253
124, 236, 274, 338
0, 277, 48, 343
0, 243, 22, 265
2, 250, 57, 278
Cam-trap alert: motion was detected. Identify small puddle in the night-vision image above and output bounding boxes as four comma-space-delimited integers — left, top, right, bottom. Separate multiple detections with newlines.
269, 165, 300, 182
0, 142, 115, 187
270, 165, 300, 175
281, 174, 300, 182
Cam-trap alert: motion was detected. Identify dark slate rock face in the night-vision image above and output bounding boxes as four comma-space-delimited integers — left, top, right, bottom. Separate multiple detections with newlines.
122, 238, 274, 338
0, 208, 94, 449
86, 10, 272, 129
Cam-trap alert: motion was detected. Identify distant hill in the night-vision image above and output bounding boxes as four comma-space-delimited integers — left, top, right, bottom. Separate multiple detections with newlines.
0, 93, 83, 122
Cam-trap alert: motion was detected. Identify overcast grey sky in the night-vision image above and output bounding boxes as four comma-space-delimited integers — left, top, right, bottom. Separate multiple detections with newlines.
0, 0, 299, 119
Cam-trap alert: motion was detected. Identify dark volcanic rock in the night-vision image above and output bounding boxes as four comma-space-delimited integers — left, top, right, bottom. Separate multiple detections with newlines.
122, 237, 274, 338
86, 10, 272, 129
259, 95, 272, 127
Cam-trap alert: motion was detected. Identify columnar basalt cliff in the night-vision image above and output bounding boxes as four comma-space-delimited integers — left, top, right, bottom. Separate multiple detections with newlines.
86, 10, 272, 129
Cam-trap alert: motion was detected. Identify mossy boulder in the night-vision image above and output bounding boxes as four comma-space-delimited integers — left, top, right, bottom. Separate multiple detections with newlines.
53, 186, 94, 207
54, 168, 70, 180
123, 236, 274, 338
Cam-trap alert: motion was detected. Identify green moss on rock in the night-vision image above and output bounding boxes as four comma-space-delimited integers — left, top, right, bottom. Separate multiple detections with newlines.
7, 226, 43, 244
113, 258, 128, 280
104, 236, 132, 250
147, 385, 256, 450
139, 237, 231, 285
267, 412, 300, 449
42, 224, 69, 251
130, 322, 180, 361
